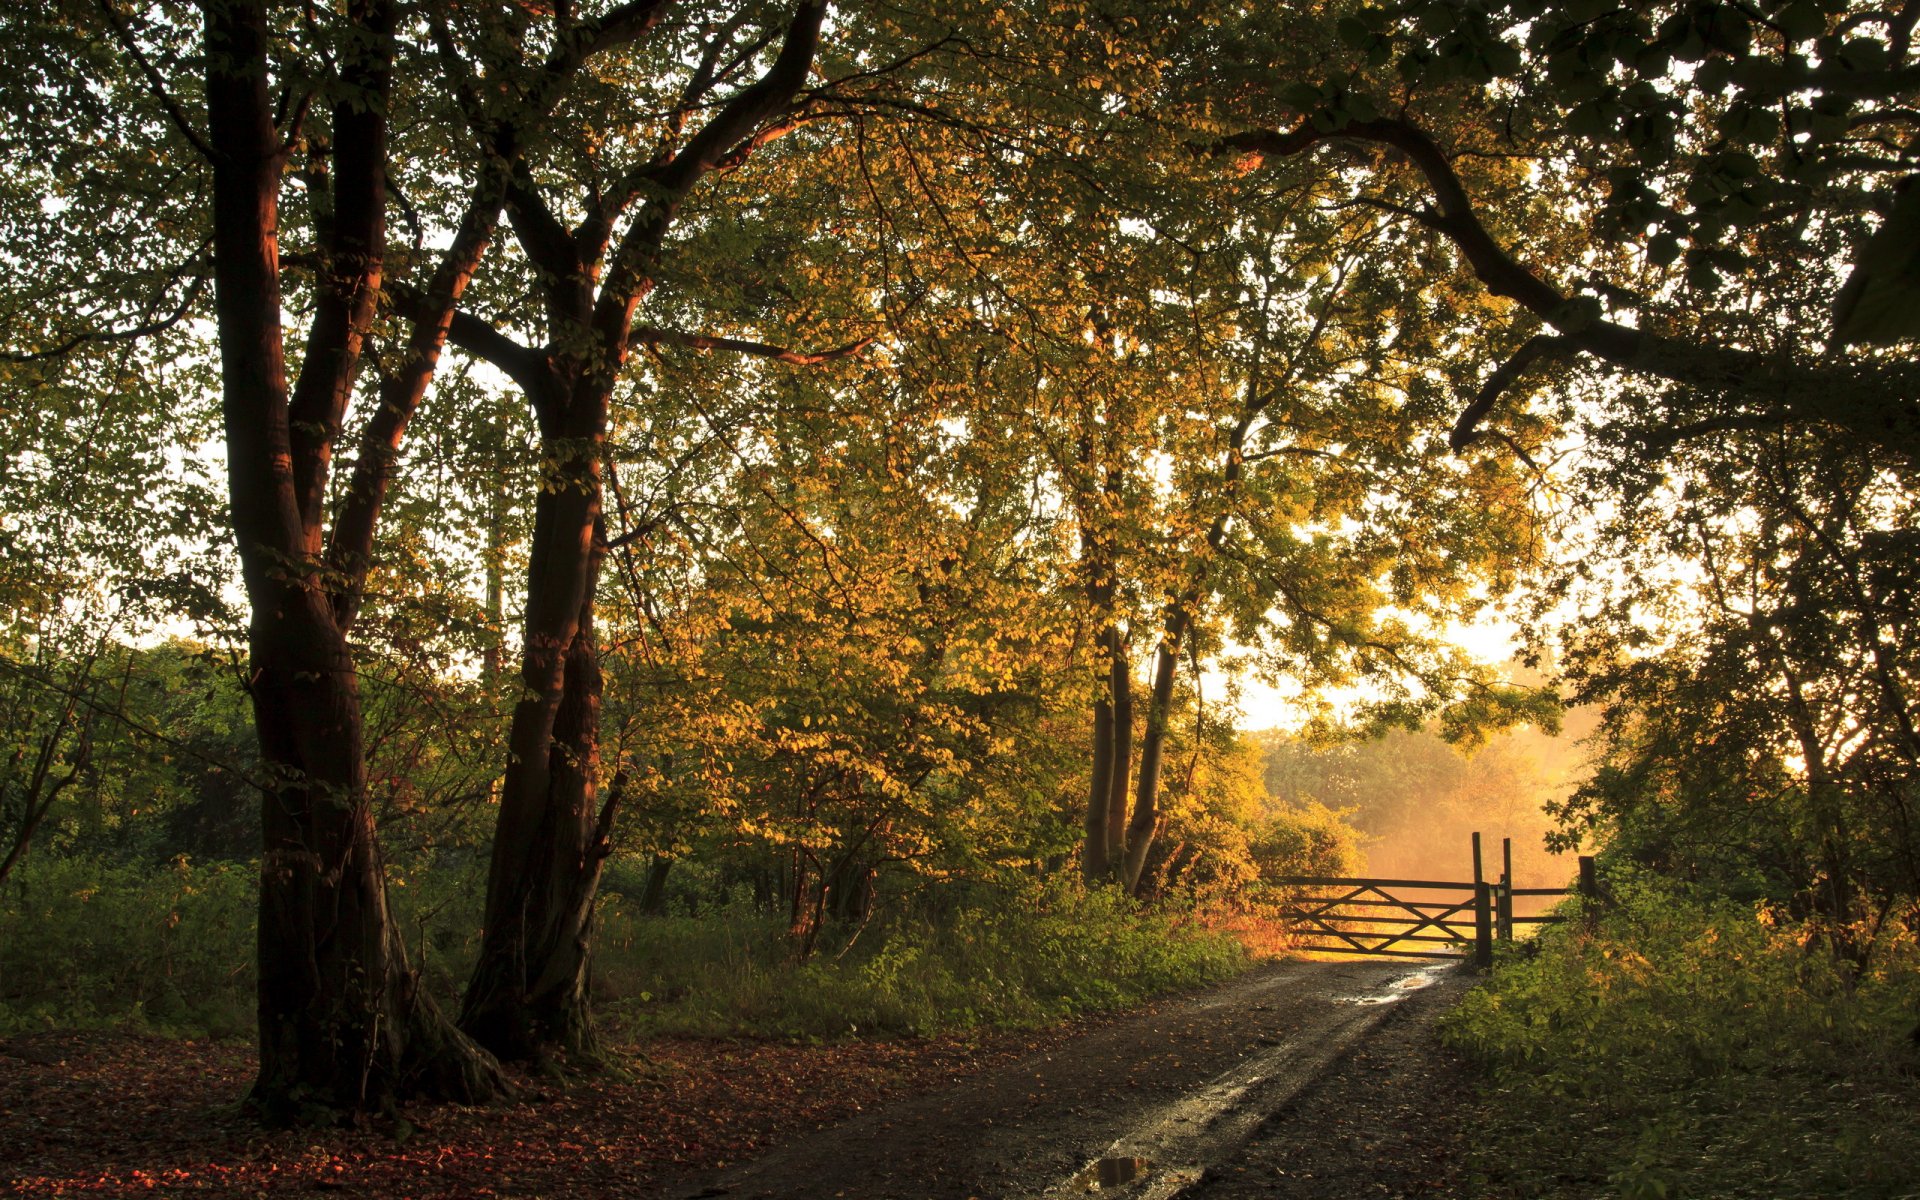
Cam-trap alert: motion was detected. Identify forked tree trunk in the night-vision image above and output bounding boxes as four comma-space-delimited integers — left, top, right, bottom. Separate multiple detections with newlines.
1120, 619, 1184, 893
203, 0, 504, 1118
457, 1, 827, 1062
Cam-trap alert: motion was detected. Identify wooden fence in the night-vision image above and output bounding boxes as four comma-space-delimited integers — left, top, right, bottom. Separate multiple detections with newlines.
1270, 834, 1598, 968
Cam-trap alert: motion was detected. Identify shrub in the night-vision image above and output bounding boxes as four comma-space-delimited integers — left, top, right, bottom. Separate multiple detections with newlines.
1, 855, 1248, 1046
1442, 877, 1920, 1199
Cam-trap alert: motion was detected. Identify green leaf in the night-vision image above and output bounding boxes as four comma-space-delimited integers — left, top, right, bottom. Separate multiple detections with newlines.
1280, 81, 1324, 110
1775, 0, 1826, 41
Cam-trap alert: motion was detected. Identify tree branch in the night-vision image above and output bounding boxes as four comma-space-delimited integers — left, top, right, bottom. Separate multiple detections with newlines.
1, 261, 208, 362
1451, 333, 1573, 452
1220, 114, 1920, 459
631, 326, 872, 365
592, 1, 828, 354
447, 309, 553, 398
96, 0, 212, 161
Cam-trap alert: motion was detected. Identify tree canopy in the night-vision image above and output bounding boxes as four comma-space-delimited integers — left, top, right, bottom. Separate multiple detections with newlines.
1, 0, 1914, 1118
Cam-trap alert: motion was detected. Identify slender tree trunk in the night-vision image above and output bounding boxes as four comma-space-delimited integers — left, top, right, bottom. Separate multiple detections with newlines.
0, 683, 90, 890
1081, 516, 1120, 883
1084, 686, 1115, 882
788, 846, 828, 958
1105, 627, 1133, 874
1121, 616, 1184, 894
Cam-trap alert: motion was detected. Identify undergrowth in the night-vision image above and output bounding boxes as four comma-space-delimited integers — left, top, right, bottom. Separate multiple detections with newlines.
0, 856, 1246, 1043
1441, 877, 1920, 1200
0, 855, 255, 1038
593, 880, 1246, 1038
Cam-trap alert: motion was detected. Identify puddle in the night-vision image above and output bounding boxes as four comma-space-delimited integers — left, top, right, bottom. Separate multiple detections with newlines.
1390, 963, 1443, 990
1339, 964, 1451, 1006
1069, 1156, 1151, 1191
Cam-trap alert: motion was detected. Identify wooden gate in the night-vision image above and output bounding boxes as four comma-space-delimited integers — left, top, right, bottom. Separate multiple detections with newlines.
1269, 835, 1593, 967
1271, 875, 1484, 960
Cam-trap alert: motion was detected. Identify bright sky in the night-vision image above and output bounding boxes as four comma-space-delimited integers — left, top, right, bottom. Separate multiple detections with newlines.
1222, 612, 1521, 732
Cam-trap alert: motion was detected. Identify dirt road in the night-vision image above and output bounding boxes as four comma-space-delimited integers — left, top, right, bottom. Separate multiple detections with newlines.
673, 958, 1470, 1200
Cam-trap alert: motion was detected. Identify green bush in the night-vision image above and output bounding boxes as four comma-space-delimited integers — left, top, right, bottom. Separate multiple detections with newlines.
0, 855, 256, 1037
1442, 878, 1920, 1199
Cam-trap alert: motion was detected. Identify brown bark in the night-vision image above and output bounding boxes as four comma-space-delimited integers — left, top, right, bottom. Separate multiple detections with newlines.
1085, 689, 1115, 882
326, 199, 501, 631
202, 0, 504, 1118
1079, 443, 1129, 885
1121, 615, 1185, 894
1081, 536, 1117, 883
462, 514, 615, 1059
1104, 627, 1134, 874
458, 1, 827, 1061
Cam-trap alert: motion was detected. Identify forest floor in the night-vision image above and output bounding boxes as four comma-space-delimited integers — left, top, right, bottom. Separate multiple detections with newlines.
1, 959, 1478, 1199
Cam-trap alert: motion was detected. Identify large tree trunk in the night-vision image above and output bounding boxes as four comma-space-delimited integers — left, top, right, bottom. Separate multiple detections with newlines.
462, 471, 614, 1061
250, 609, 503, 1115
203, 0, 504, 1119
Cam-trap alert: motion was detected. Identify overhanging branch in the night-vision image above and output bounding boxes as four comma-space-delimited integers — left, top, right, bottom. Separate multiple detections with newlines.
1451, 333, 1572, 452
631, 326, 873, 365
1219, 114, 1920, 460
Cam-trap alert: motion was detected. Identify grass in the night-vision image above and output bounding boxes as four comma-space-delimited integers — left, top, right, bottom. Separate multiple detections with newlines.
1440, 879, 1920, 1200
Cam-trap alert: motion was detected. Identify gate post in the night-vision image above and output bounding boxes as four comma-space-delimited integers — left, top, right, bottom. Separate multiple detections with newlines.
1498, 837, 1515, 942
1472, 833, 1493, 968
1474, 881, 1494, 969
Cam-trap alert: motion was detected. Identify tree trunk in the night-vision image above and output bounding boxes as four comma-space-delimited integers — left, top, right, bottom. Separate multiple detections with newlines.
458, 0, 825, 1060
1084, 690, 1115, 882
1121, 618, 1183, 894
1083, 615, 1140, 887
638, 854, 673, 916
461, 488, 614, 1062
1081, 522, 1121, 883
0, 681, 90, 890
1105, 627, 1134, 875
203, 0, 504, 1119
250, 615, 503, 1115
